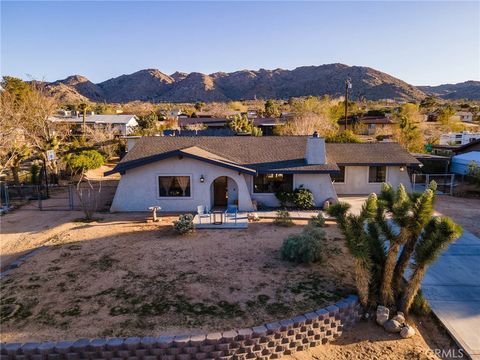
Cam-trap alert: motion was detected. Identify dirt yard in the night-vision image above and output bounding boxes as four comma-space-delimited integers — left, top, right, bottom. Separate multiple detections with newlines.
434, 195, 480, 237
0, 215, 357, 342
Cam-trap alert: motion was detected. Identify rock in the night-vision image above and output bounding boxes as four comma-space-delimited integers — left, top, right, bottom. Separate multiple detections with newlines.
384, 319, 402, 333
392, 312, 405, 325
376, 305, 390, 326
400, 325, 416, 338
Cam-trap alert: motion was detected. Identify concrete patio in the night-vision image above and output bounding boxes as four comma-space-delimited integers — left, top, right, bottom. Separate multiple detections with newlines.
193, 212, 248, 229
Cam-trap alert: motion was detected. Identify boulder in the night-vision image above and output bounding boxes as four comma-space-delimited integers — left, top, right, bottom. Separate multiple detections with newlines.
392, 312, 405, 325
384, 319, 402, 333
376, 305, 390, 326
400, 325, 416, 338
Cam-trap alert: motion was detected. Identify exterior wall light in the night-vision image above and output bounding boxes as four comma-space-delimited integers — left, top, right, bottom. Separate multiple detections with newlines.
200, 175, 205, 183
400, 166, 406, 172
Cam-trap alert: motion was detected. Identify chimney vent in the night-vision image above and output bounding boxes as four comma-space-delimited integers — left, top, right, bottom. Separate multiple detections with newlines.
305, 134, 326, 164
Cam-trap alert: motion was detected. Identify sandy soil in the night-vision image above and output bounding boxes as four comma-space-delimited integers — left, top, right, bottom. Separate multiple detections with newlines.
434, 195, 480, 237
0, 216, 356, 342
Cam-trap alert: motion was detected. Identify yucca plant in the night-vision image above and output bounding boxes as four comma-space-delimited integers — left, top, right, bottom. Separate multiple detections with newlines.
376, 183, 412, 306
392, 187, 435, 290
327, 194, 379, 307
400, 217, 461, 313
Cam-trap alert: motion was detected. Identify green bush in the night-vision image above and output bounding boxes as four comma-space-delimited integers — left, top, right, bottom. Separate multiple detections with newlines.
275, 191, 293, 207
273, 210, 294, 227
308, 213, 326, 227
281, 225, 325, 263
173, 214, 195, 235
293, 188, 315, 209
410, 290, 431, 316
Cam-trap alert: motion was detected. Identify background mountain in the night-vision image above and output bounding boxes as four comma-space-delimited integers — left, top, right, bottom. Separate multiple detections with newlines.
418, 81, 480, 100
45, 63, 434, 103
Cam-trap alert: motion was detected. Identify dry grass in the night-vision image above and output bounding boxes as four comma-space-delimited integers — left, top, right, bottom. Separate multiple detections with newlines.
0, 216, 355, 342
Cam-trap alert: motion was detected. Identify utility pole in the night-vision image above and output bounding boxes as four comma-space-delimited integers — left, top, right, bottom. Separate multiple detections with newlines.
344, 78, 352, 131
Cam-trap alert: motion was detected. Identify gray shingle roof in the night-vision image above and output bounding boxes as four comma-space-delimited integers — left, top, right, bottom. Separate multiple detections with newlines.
107, 136, 419, 175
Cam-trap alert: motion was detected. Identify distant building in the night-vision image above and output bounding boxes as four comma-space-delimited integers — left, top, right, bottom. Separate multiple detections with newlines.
439, 131, 480, 146
50, 113, 138, 135
455, 111, 474, 123
338, 115, 396, 136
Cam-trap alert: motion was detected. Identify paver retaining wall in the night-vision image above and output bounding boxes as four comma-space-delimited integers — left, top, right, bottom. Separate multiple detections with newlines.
1, 295, 361, 360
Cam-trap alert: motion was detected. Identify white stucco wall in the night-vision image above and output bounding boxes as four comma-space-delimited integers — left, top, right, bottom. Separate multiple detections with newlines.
246, 173, 337, 208
110, 157, 253, 212
333, 166, 412, 195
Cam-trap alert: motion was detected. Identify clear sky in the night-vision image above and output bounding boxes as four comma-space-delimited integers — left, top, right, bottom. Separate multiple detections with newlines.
1, 1, 479, 86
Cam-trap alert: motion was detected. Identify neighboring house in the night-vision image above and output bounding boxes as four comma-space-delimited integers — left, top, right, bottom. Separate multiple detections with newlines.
50, 114, 138, 135
439, 131, 480, 146
177, 117, 286, 136
338, 116, 396, 136
455, 111, 474, 123
106, 134, 419, 212
431, 139, 480, 157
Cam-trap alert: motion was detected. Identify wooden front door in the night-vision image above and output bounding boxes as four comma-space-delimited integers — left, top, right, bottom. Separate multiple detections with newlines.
213, 177, 228, 207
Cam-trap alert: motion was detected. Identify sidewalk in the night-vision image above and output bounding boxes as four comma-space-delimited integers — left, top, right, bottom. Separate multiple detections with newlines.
420, 229, 480, 360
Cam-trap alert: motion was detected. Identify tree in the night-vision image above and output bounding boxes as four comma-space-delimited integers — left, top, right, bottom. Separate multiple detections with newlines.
65, 150, 105, 220
264, 99, 280, 118
77, 102, 90, 137
279, 112, 338, 137
325, 130, 362, 143
393, 104, 425, 153
400, 217, 461, 313
8, 145, 30, 185
328, 184, 461, 314
228, 114, 262, 136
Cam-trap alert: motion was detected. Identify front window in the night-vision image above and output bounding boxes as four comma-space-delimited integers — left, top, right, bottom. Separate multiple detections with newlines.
253, 173, 293, 193
368, 166, 386, 183
158, 176, 191, 197
331, 166, 345, 183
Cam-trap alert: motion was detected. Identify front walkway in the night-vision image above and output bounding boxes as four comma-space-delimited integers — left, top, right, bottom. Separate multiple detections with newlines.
193, 213, 248, 229
420, 229, 480, 359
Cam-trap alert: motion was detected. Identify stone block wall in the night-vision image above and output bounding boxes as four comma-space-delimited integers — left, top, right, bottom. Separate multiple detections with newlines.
1, 295, 361, 360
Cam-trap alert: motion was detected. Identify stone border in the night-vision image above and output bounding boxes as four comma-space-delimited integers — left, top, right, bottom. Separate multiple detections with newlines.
0, 295, 361, 360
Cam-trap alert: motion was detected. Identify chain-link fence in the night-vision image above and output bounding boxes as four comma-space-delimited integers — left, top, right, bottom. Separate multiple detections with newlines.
0, 181, 117, 212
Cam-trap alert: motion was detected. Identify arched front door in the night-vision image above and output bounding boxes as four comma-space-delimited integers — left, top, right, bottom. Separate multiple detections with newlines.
213, 176, 228, 207
211, 176, 239, 208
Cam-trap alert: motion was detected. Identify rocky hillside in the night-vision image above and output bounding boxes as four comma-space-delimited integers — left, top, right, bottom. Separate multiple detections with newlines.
418, 81, 480, 100
46, 63, 428, 103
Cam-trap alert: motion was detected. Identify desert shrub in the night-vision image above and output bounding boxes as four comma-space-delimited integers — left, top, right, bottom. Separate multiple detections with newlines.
292, 188, 315, 209
309, 213, 326, 227
281, 225, 324, 263
275, 191, 293, 207
410, 290, 431, 316
273, 210, 294, 227
173, 214, 195, 235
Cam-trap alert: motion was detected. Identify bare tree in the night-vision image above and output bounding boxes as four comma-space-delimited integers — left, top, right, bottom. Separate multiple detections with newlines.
279, 112, 338, 137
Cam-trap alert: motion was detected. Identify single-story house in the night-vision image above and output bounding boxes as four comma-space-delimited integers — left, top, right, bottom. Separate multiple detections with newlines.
50, 114, 138, 135
106, 134, 419, 212
338, 116, 396, 136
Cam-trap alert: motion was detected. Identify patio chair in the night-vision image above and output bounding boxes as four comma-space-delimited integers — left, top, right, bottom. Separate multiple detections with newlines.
197, 205, 211, 224
224, 205, 238, 224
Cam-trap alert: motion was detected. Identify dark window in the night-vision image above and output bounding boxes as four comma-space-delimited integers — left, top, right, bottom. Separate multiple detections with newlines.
368, 166, 386, 183
158, 176, 191, 197
331, 166, 345, 183
253, 174, 293, 193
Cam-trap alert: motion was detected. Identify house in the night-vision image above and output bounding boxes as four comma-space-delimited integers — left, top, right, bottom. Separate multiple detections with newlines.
338, 116, 396, 136
106, 134, 419, 212
177, 117, 286, 136
439, 131, 480, 146
455, 111, 474, 123
50, 114, 138, 135
431, 139, 480, 157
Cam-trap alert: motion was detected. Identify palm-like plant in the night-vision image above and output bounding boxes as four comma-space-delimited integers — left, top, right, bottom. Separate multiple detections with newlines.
327, 194, 379, 307
400, 217, 461, 313
392, 187, 435, 290
376, 183, 411, 306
